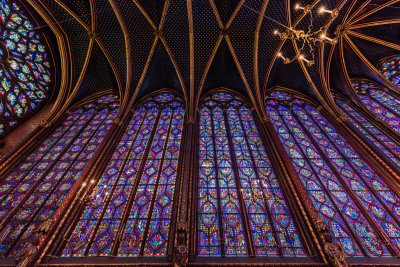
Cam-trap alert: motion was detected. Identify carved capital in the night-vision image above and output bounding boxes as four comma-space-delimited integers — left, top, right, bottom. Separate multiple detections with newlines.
113, 117, 123, 126
186, 117, 195, 124
36, 218, 53, 235
336, 114, 348, 122
40, 120, 51, 128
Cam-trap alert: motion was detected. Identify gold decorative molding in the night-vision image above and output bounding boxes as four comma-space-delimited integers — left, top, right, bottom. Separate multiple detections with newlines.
225, 35, 263, 120
132, 0, 157, 30
344, 34, 400, 94
108, 0, 132, 119
129, 36, 159, 116
159, 0, 170, 30
195, 34, 223, 112
345, 0, 371, 24
187, 0, 195, 119
225, 0, 245, 30
209, 0, 224, 29
54, 0, 90, 31
27, 0, 74, 125
253, 0, 271, 119
50, 39, 95, 123
349, 0, 400, 25
159, 38, 189, 108
348, 30, 400, 51
349, 19, 400, 29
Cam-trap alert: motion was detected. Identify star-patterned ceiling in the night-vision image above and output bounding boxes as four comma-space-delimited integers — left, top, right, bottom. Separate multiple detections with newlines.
28, 0, 400, 120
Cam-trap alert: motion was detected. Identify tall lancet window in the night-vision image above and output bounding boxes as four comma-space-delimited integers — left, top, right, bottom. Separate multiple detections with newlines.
0, 94, 119, 257
266, 90, 400, 257
198, 91, 305, 257
378, 55, 400, 86
62, 92, 185, 257
352, 80, 400, 134
335, 97, 400, 170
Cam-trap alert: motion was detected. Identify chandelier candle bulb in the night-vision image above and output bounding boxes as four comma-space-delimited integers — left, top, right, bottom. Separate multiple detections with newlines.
299, 55, 314, 66
294, 3, 303, 10
295, 3, 311, 13
278, 52, 290, 64
320, 33, 337, 44
318, 6, 338, 16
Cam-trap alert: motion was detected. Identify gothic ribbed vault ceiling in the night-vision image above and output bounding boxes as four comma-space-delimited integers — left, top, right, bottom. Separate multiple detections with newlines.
33, 0, 400, 118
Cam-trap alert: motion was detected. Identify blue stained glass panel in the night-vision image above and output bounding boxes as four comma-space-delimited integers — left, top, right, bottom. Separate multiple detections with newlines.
378, 56, 400, 86
0, 94, 119, 257
353, 80, 400, 135
62, 93, 184, 258
198, 92, 305, 257
266, 90, 400, 257
0, 0, 52, 136
336, 98, 400, 170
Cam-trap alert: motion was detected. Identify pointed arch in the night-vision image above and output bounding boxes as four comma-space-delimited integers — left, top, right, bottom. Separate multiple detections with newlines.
60, 90, 185, 257
0, 92, 119, 257
197, 89, 306, 257
333, 92, 400, 172
265, 88, 400, 257
378, 55, 400, 87
352, 79, 400, 135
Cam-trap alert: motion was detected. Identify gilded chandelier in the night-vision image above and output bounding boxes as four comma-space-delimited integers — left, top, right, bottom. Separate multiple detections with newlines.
274, 3, 339, 67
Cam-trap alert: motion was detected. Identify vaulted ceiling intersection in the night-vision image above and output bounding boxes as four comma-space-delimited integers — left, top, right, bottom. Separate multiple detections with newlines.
33, 0, 400, 119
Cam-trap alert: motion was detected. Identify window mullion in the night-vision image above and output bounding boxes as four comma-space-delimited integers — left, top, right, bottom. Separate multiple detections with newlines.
82, 108, 162, 256
5, 108, 113, 256
111, 106, 163, 255
340, 104, 400, 164
352, 103, 400, 148
108, 109, 150, 255
306, 106, 400, 243
222, 108, 255, 256
236, 108, 283, 256
139, 109, 175, 256
0, 109, 98, 232
291, 106, 397, 256
276, 105, 368, 256
366, 92, 400, 119
0, 111, 82, 206
209, 107, 226, 256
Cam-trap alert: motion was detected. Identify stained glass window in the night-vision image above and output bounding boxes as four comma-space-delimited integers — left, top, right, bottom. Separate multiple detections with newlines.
0, 94, 119, 257
335, 97, 400, 171
378, 55, 400, 86
198, 92, 305, 257
266, 90, 400, 257
0, 0, 52, 137
62, 92, 184, 257
353, 80, 400, 134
